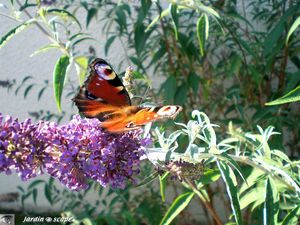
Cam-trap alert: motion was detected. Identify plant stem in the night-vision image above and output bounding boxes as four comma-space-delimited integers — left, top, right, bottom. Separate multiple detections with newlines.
185, 178, 223, 225
0, 12, 22, 22
278, 45, 288, 90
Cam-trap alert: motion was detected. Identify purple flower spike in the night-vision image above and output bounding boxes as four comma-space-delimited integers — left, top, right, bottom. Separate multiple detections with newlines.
0, 113, 151, 191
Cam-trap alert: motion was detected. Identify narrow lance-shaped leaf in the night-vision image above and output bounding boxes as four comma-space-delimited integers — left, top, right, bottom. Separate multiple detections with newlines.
263, 177, 279, 225
217, 161, 243, 225
145, 8, 170, 32
53, 55, 70, 112
86, 8, 97, 28
197, 5, 220, 19
264, 6, 299, 56
286, 16, 300, 45
30, 43, 60, 57
45, 8, 82, 29
0, 19, 35, 49
170, 3, 179, 40
74, 56, 88, 85
71, 37, 96, 48
281, 206, 300, 225
159, 172, 169, 202
197, 15, 206, 56
160, 192, 195, 225
265, 85, 300, 105
105, 35, 116, 56
220, 153, 247, 184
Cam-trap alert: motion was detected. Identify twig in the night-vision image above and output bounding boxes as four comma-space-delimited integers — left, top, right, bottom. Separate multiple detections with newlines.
185, 178, 223, 225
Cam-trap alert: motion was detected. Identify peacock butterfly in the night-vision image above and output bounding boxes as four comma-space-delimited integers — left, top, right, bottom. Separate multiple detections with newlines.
73, 58, 182, 132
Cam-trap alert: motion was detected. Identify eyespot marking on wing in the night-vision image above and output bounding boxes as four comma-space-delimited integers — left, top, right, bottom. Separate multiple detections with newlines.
157, 106, 181, 117
94, 63, 116, 80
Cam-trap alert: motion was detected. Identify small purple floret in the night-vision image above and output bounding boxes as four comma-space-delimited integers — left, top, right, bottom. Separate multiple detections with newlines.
0, 114, 150, 191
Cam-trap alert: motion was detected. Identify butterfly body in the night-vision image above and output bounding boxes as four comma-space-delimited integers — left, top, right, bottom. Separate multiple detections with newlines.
73, 58, 182, 133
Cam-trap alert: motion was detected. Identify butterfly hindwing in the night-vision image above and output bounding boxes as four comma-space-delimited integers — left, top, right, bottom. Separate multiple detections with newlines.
100, 105, 182, 133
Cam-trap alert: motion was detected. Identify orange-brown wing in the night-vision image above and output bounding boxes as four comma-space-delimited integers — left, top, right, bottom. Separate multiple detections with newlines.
73, 87, 120, 118
73, 58, 131, 120
100, 105, 182, 133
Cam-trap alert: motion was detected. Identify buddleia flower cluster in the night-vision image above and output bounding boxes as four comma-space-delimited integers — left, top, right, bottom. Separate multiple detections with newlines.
0, 114, 150, 191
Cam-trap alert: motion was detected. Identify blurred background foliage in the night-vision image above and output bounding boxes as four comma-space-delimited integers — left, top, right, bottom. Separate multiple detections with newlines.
0, 0, 300, 224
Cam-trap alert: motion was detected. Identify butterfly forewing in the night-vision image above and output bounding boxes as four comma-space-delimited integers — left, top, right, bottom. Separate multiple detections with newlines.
74, 58, 131, 106
73, 58, 131, 120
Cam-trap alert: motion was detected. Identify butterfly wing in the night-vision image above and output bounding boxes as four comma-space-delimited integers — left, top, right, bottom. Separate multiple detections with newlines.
73, 58, 182, 133
73, 58, 131, 119
100, 105, 182, 133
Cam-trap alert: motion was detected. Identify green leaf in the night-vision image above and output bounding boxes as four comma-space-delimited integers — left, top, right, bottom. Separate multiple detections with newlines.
115, 6, 127, 32
197, 15, 206, 56
159, 172, 169, 202
46, 8, 82, 29
53, 55, 70, 112
74, 56, 88, 85
150, 42, 166, 65
161, 75, 177, 101
239, 185, 265, 209
282, 206, 300, 225
264, 23, 284, 57
20, 3, 37, 11
286, 16, 300, 44
220, 153, 247, 184
170, 3, 179, 40
160, 192, 195, 225
71, 37, 96, 47
197, 5, 220, 19
188, 73, 200, 93
197, 169, 221, 188
265, 85, 300, 105
134, 23, 147, 56
239, 168, 265, 196
30, 43, 60, 57
217, 161, 243, 225
175, 83, 188, 105
271, 150, 291, 163
263, 177, 279, 225
105, 35, 116, 56
0, 19, 35, 49
145, 8, 170, 32
86, 8, 97, 28
264, 6, 299, 56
